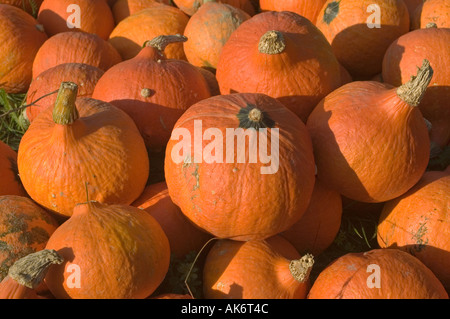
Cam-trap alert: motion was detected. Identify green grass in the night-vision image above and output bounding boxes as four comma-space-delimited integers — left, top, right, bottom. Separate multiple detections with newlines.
0, 90, 29, 151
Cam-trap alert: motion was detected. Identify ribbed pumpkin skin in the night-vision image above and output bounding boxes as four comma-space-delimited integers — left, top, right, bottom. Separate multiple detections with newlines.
377, 170, 450, 290
260, 0, 327, 23
44, 201, 171, 299
132, 182, 212, 258
32, 31, 122, 79
0, 196, 58, 281
315, 0, 409, 79
382, 28, 450, 149
91, 43, 211, 152
112, 0, 171, 24
37, 0, 115, 40
0, 141, 26, 197
216, 11, 342, 123
26, 63, 105, 122
412, 0, 450, 29
281, 179, 342, 256
164, 93, 316, 241
306, 81, 430, 203
308, 249, 449, 299
183, 2, 251, 70
108, 5, 189, 61
173, 0, 255, 16
17, 98, 149, 217
0, 0, 43, 14
203, 236, 310, 299
0, 4, 47, 93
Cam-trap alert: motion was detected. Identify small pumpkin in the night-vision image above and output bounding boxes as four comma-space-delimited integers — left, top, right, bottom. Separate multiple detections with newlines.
112, 0, 171, 24
44, 201, 171, 299
0, 196, 59, 282
0, 141, 26, 197
26, 63, 105, 122
164, 93, 316, 241
37, 0, 115, 40
173, 0, 255, 16
132, 181, 212, 258
0, 4, 47, 93
216, 11, 342, 122
203, 236, 315, 299
307, 60, 432, 203
108, 4, 190, 60
259, 0, 327, 24
377, 169, 450, 290
32, 31, 122, 80
308, 248, 449, 299
315, 0, 410, 79
0, 249, 63, 299
412, 0, 450, 29
18, 82, 149, 217
382, 26, 450, 149
92, 34, 211, 152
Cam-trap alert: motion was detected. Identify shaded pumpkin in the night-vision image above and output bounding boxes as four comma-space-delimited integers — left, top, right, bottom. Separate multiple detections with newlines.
32, 31, 122, 80
382, 26, 450, 149
203, 236, 315, 299
339, 63, 353, 86
0, 141, 27, 197
308, 248, 448, 299
26, 63, 105, 122
92, 34, 211, 152
37, 0, 115, 40
183, 2, 251, 70
216, 11, 342, 122
196, 67, 220, 96
412, 0, 450, 29
0, 196, 59, 281
0, 0, 43, 14
18, 82, 149, 217
307, 60, 432, 203
403, 0, 425, 29
164, 93, 316, 241
315, 0, 410, 79
150, 293, 194, 299
281, 178, 342, 256
108, 4, 190, 61
44, 201, 170, 299
112, 0, 172, 24
132, 181, 212, 258
0, 4, 47, 93
173, 0, 255, 16
259, 0, 327, 23
377, 169, 450, 290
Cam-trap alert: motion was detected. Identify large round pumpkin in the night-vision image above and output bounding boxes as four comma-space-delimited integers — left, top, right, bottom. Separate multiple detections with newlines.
315, 0, 410, 79
164, 93, 316, 241
259, 0, 327, 23
216, 10, 342, 122
306, 60, 432, 203
0, 4, 48, 93
0, 141, 26, 197
377, 169, 450, 290
412, 0, 450, 29
18, 82, 149, 217
44, 201, 170, 299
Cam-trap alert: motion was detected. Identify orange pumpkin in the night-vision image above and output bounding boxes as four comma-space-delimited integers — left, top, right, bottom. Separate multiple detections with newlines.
132, 182, 212, 258
306, 60, 432, 203
382, 27, 450, 150
37, 0, 115, 40
173, 0, 255, 16
0, 0, 43, 14
196, 67, 220, 96
0, 141, 26, 197
18, 82, 149, 217
412, 0, 450, 29
26, 63, 105, 122
92, 35, 211, 151
0, 4, 47, 93
32, 31, 122, 80
203, 236, 314, 299
183, 2, 251, 70
112, 0, 171, 24
151, 293, 194, 299
308, 248, 449, 299
0, 196, 59, 281
377, 169, 450, 290
44, 201, 171, 299
108, 4, 190, 60
216, 11, 342, 122
164, 93, 316, 241
260, 0, 327, 23
403, 0, 425, 28
315, 0, 410, 79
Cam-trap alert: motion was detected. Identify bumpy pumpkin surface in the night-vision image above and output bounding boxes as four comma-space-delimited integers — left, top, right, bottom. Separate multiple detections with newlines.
173, 0, 255, 16
112, 0, 171, 24
260, 0, 327, 23
412, 0, 450, 29
0, 141, 26, 197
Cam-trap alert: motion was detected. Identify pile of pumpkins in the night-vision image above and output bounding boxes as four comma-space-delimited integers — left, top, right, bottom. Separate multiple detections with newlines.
0, 0, 449, 299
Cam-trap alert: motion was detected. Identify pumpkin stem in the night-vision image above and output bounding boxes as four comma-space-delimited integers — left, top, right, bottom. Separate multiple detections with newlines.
258, 30, 286, 55
53, 81, 79, 125
8, 250, 64, 289
426, 22, 438, 28
289, 254, 314, 283
396, 59, 433, 107
237, 104, 275, 130
145, 34, 188, 53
